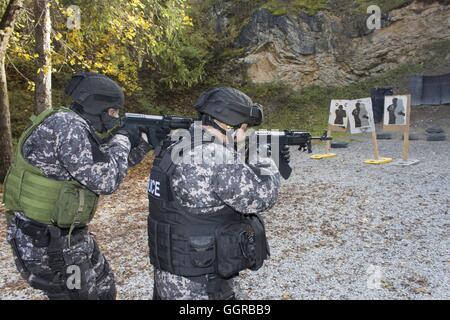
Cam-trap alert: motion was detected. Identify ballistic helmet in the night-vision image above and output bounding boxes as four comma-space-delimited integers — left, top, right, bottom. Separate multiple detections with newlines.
194, 87, 264, 127
65, 72, 125, 115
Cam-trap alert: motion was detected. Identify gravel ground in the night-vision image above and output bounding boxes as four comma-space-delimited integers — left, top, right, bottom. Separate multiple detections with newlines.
239, 135, 449, 300
0, 107, 449, 300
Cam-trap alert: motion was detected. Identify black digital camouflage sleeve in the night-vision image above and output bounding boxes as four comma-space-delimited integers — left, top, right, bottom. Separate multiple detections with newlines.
128, 139, 152, 167
23, 111, 150, 195
56, 120, 131, 195
212, 150, 281, 214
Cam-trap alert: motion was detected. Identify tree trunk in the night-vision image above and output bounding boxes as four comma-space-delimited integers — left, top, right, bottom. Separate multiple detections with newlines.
0, 0, 24, 182
34, 0, 52, 114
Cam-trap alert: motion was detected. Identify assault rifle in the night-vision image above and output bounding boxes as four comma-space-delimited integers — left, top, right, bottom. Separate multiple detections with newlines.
122, 113, 332, 178
253, 130, 331, 154
123, 113, 194, 149
250, 130, 331, 179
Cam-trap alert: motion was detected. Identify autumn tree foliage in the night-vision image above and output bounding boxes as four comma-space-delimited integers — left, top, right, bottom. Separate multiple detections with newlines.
7, 0, 207, 93
0, 0, 208, 180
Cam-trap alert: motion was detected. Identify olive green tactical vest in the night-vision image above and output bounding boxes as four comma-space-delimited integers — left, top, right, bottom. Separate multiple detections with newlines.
2, 107, 99, 228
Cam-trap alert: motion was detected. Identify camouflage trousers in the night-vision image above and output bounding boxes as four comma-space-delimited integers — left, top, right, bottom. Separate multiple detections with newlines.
153, 269, 237, 300
7, 213, 116, 300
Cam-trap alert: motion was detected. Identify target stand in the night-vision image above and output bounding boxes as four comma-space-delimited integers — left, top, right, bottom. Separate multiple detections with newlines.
364, 157, 393, 165
364, 129, 393, 165
311, 153, 337, 160
382, 94, 419, 167
310, 126, 343, 160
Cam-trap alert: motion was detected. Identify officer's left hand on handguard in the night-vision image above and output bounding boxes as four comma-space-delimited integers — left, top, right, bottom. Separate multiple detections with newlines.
278, 145, 292, 180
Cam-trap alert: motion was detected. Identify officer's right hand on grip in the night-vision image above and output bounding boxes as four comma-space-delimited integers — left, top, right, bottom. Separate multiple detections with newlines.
116, 123, 142, 149
278, 145, 292, 180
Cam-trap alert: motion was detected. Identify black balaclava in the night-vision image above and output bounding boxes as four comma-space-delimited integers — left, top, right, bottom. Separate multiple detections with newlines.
71, 103, 122, 143
66, 72, 125, 143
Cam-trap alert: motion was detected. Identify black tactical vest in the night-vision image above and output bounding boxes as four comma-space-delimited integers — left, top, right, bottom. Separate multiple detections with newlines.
148, 139, 270, 279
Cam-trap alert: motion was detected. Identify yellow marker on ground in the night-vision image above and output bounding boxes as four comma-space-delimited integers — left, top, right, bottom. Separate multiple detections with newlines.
364, 157, 393, 165
311, 153, 337, 160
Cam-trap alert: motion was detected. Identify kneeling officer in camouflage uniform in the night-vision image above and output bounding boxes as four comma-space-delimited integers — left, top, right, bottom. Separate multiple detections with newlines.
149, 88, 289, 299
2, 72, 151, 300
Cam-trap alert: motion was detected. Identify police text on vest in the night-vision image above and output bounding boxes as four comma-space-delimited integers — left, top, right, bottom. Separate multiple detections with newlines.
148, 179, 161, 197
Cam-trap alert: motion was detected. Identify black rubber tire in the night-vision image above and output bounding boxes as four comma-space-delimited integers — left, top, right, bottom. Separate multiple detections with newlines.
402, 134, 420, 141
426, 127, 444, 134
377, 133, 393, 140
426, 133, 447, 141
331, 142, 349, 149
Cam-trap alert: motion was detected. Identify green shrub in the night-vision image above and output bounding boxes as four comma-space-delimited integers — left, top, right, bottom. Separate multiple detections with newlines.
262, 0, 328, 16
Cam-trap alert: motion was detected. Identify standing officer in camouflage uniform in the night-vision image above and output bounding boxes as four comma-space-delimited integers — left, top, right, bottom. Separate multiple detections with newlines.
148, 88, 290, 300
3, 72, 151, 300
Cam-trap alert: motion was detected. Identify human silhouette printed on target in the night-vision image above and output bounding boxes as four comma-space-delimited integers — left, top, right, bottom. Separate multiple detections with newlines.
353, 102, 370, 128
334, 104, 347, 126
387, 98, 406, 125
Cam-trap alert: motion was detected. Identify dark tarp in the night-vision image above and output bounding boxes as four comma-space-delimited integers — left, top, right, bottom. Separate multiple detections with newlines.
371, 87, 393, 123
409, 74, 450, 106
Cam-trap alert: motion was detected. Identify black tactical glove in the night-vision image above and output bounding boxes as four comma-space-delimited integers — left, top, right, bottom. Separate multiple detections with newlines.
116, 123, 142, 149
244, 143, 266, 165
280, 145, 290, 162
247, 144, 292, 180
278, 145, 292, 180
143, 127, 171, 149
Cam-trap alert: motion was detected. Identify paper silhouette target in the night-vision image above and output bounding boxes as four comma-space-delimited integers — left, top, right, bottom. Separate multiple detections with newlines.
348, 98, 375, 134
384, 95, 408, 126
329, 100, 349, 132
383, 95, 411, 132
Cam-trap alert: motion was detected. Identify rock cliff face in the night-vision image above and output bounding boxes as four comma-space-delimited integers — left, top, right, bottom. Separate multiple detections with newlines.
227, 1, 450, 88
